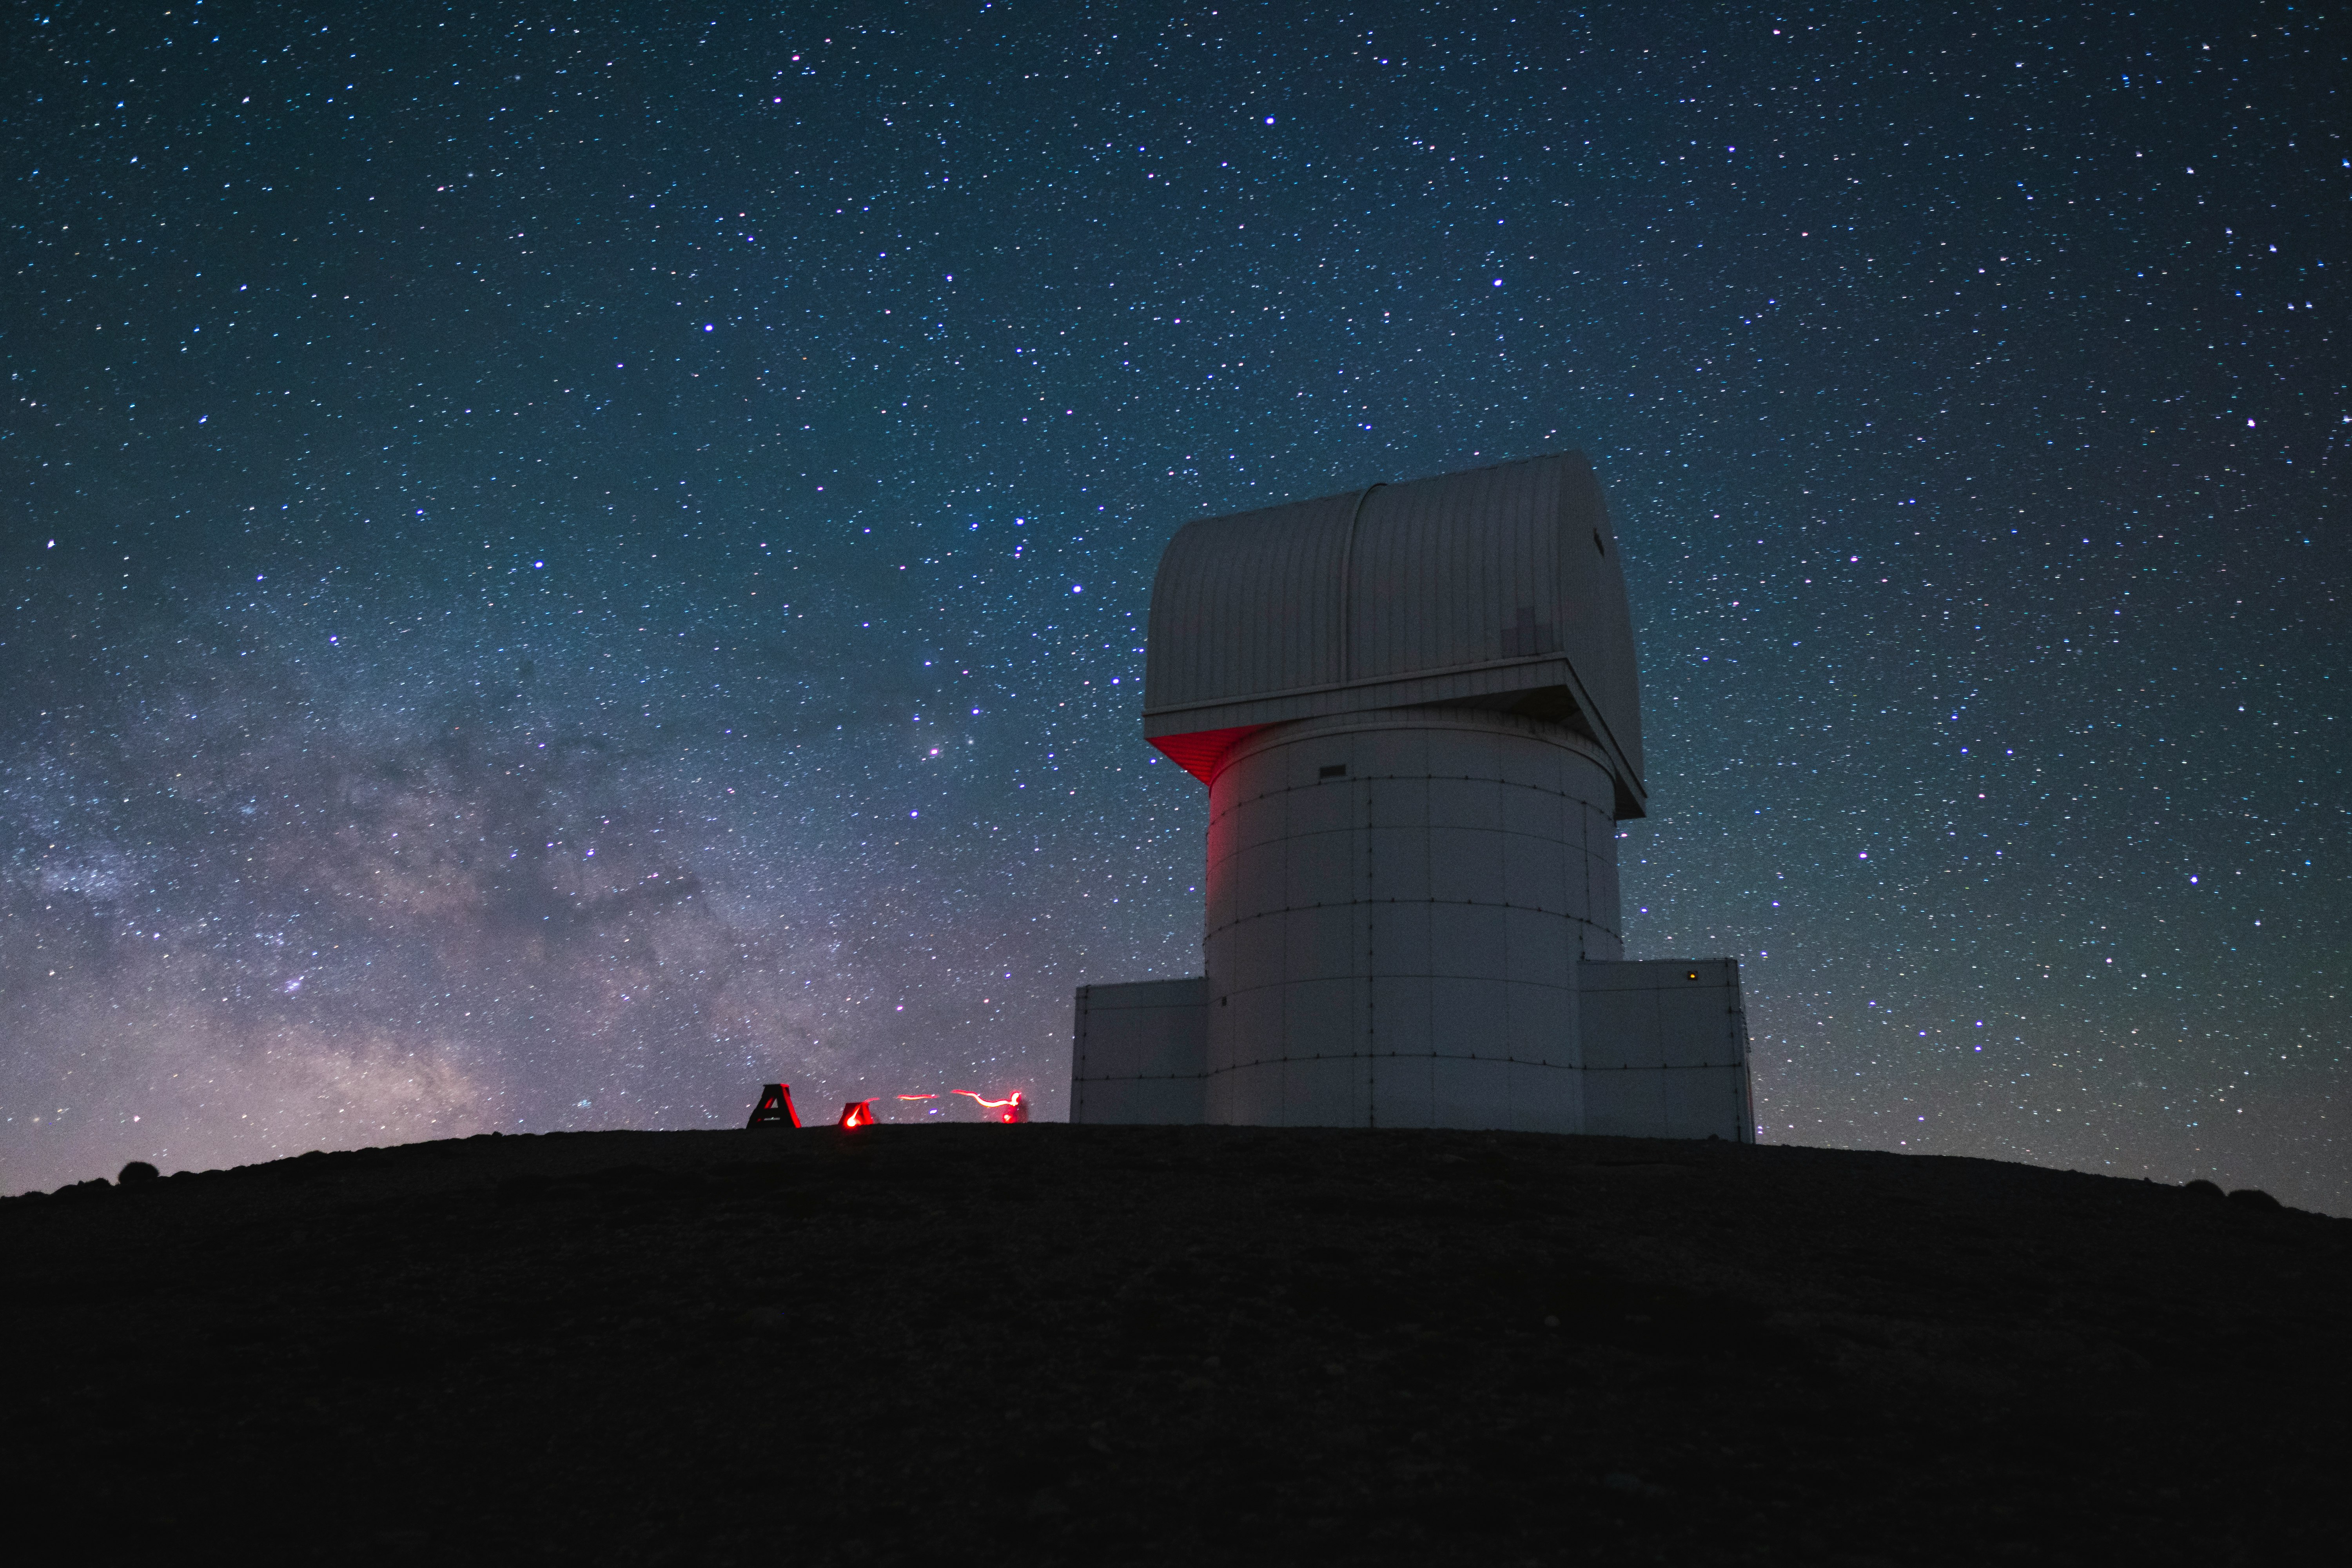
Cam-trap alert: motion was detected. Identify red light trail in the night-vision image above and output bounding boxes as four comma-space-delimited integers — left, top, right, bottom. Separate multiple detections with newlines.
953, 1090, 1030, 1123
758, 1087, 1028, 1126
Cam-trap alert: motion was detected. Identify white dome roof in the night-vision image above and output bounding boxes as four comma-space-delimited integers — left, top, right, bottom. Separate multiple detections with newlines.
1142, 452, 1647, 816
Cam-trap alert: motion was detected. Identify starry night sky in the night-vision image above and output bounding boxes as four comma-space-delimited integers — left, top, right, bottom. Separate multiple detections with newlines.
6, 4, 2344, 1207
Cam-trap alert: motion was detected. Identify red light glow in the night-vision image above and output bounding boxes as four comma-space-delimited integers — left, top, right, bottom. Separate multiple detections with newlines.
895, 1094, 937, 1102
837, 1099, 878, 1129
1147, 723, 1269, 784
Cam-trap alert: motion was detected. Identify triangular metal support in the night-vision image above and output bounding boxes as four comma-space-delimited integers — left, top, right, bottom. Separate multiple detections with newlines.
746, 1083, 800, 1129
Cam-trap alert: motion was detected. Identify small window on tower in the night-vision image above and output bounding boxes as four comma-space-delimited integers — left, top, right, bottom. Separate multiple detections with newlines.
1594, 529, 1608, 557
1319, 764, 1348, 780
1685, 971, 1700, 982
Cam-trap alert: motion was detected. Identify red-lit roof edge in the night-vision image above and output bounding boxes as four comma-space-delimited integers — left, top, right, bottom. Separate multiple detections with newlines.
1146, 724, 1270, 785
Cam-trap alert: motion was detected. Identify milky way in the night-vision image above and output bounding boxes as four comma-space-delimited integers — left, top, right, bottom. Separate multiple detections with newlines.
6, 5, 2343, 1207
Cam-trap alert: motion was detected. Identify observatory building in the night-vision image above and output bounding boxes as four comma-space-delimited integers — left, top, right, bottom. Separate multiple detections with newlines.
1070, 453, 1753, 1140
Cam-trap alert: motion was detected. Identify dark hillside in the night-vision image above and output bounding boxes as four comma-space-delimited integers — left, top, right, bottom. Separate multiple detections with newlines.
4, 1126, 2344, 1565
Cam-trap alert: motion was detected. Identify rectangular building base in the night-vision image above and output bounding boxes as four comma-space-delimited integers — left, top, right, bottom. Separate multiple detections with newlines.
1577, 958, 1754, 1142
1071, 962, 1752, 1142
1071, 977, 1211, 1125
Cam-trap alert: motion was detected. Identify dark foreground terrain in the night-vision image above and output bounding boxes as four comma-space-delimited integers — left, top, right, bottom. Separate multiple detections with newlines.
3, 1125, 2345, 1566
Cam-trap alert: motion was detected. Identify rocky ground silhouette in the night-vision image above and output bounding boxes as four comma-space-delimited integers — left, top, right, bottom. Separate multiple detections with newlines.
4, 1124, 2344, 1565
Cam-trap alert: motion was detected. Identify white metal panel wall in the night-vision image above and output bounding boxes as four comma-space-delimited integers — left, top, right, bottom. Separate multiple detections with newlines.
1577, 958, 1753, 1142
1201, 709, 1621, 1132
1550, 459, 1646, 788
1071, 977, 1210, 1125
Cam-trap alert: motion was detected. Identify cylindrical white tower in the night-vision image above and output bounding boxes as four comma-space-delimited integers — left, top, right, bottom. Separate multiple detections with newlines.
1202, 708, 1621, 1131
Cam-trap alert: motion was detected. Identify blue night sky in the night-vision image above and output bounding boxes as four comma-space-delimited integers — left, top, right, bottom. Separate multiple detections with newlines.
6, 4, 2344, 1208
